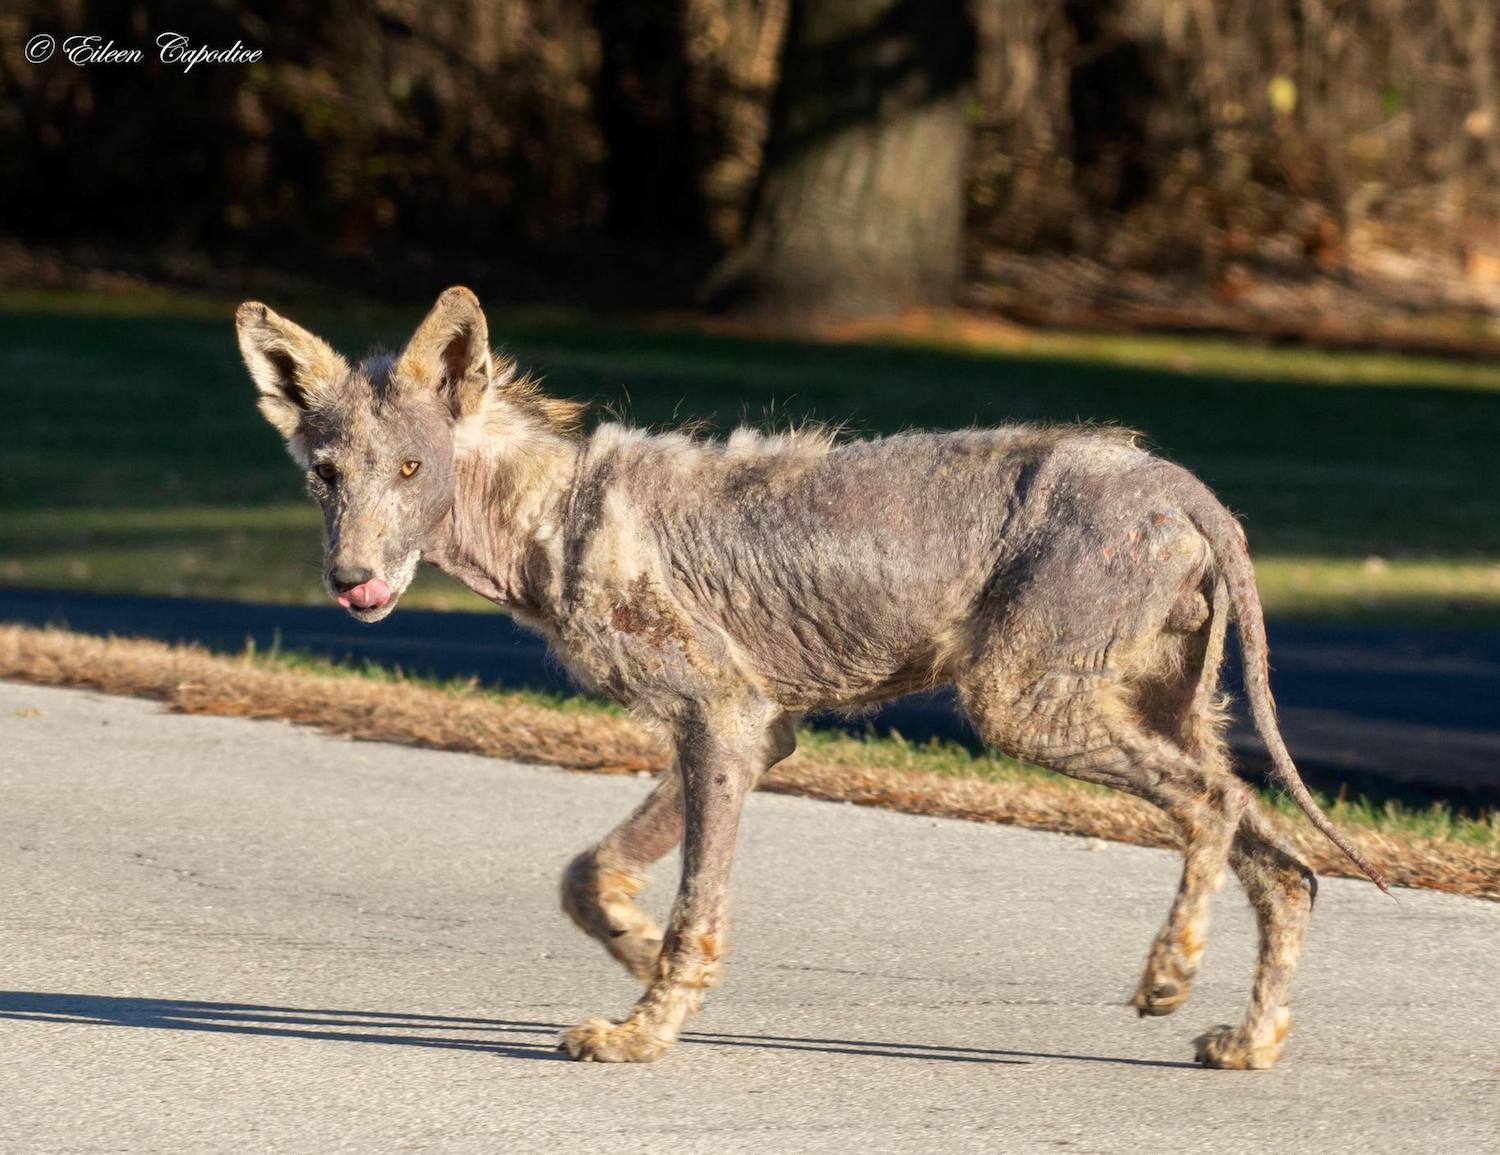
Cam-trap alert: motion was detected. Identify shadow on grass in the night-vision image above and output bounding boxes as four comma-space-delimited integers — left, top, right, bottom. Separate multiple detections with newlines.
0, 991, 1202, 1070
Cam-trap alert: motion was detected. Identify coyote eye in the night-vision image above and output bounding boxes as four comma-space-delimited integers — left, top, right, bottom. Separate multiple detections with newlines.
400, 460, 421, 478
314, 463, 337, 482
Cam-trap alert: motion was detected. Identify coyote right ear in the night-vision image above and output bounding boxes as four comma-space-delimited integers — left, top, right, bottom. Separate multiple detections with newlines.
235, 302, 348, 444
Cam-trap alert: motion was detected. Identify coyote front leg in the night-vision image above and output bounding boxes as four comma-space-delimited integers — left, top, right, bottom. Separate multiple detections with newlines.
561, 767, 682, 981
561, 701, 778, 1063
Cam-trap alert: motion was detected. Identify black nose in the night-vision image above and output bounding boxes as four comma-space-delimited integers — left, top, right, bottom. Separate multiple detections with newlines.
331, 565, 373, 592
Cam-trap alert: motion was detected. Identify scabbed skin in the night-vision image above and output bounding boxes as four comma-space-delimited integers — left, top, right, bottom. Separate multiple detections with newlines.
237, 286, 1360, 1073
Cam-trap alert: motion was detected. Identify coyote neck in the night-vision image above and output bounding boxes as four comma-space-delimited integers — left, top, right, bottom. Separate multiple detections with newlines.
424, 429, 576, 620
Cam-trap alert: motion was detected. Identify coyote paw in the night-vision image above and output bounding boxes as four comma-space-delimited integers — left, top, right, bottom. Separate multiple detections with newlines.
1132, 927, 1203, 1018
561, 856, 664, 983
1193, 1011, 1289, 1070
560, 1016, 673, 1063
1131, 977, 1190, 1018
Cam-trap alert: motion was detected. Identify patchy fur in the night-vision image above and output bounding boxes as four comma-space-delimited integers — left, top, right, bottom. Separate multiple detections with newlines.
236, 286, 1384, 1071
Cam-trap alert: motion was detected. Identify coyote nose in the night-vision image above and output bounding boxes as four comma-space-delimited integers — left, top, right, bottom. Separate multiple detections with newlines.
331, 565, 373, 592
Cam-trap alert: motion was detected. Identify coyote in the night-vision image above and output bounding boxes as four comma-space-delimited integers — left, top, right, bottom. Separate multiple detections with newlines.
236, 287, 1384, 1070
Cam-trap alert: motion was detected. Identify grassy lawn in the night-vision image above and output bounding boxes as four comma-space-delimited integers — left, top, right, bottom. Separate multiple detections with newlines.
2, 287, 1498, 623
174, 640, 1500, 851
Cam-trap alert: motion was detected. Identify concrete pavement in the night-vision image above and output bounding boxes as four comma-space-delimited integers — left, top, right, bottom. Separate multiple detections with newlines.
1, 680, 1496, 1153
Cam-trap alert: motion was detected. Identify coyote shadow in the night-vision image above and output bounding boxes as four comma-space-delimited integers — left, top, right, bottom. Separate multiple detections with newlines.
0, 991, 1197, 1069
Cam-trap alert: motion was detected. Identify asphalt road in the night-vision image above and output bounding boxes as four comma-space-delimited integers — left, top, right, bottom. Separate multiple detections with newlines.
3, 586, 1498, 804
2, 680, 1496, 1153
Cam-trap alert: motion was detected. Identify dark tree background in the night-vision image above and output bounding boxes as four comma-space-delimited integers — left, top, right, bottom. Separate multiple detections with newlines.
595, 0, 706, 243
709, 0, 975, 317
2, 0, 1497, 325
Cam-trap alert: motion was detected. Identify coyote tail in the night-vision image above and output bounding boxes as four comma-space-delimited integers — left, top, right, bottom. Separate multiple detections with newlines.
1185, 493, 1391, 893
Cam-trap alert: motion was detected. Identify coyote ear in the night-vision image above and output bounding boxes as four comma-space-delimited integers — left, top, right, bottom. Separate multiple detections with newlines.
235, 302, 347, 444
396, 286, 492, 418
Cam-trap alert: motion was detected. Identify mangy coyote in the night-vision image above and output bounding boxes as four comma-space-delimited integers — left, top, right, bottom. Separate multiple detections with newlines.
236, 287, 1386, 1070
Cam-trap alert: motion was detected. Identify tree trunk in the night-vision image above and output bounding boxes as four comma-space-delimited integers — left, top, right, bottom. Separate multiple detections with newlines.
710, 0, 975, 319
594, 0, 706, 241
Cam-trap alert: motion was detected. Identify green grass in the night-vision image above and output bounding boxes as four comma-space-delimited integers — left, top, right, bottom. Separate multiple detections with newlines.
236, 641, 1500, 850
2, 287, 1498, 623
207, 635, 1500, 848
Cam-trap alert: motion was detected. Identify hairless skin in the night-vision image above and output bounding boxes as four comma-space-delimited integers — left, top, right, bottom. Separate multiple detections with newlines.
237, 286, 1385, 1071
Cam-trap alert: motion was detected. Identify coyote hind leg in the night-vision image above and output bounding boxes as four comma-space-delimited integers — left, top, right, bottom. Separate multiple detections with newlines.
561, 769, 683, 982
1195, 806, 1316, 1069
1131, 767, 1246, 1018
1129, 620, 1245, 1019
959, 656, 1246, 1030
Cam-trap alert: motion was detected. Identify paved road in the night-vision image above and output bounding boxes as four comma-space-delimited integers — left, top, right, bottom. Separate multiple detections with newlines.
2, 681, 1496, 1153
4, 586, 1499, 803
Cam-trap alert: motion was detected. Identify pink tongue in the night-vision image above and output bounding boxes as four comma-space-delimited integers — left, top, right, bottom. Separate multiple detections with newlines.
337, 579, 391, 610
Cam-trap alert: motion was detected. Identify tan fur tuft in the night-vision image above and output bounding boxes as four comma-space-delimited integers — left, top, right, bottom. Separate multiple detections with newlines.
494, 356, 588, 436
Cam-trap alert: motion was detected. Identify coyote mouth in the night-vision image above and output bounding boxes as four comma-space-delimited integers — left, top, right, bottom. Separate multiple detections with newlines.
336, 578, 391, 611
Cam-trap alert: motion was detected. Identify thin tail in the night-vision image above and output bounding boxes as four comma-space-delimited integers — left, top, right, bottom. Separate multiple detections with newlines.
1184, 491, 1391, 893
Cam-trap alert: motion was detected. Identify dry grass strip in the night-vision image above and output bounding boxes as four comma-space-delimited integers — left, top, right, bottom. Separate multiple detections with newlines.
2, 624, 1495, 901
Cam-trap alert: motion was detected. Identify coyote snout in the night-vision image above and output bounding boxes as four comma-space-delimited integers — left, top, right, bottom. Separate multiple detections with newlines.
236, 286, 1385, 1074
329, 567, 392, 612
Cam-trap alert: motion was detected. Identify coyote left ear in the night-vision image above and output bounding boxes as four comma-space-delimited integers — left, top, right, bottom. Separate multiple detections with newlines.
397, 286, 492, 418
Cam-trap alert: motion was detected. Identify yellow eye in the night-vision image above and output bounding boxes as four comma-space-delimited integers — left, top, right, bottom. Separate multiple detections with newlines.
314, 463, 337, 482
400, 460, 421, 478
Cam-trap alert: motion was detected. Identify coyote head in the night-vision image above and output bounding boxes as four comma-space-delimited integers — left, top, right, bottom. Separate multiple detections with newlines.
235, 286, 511, 622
